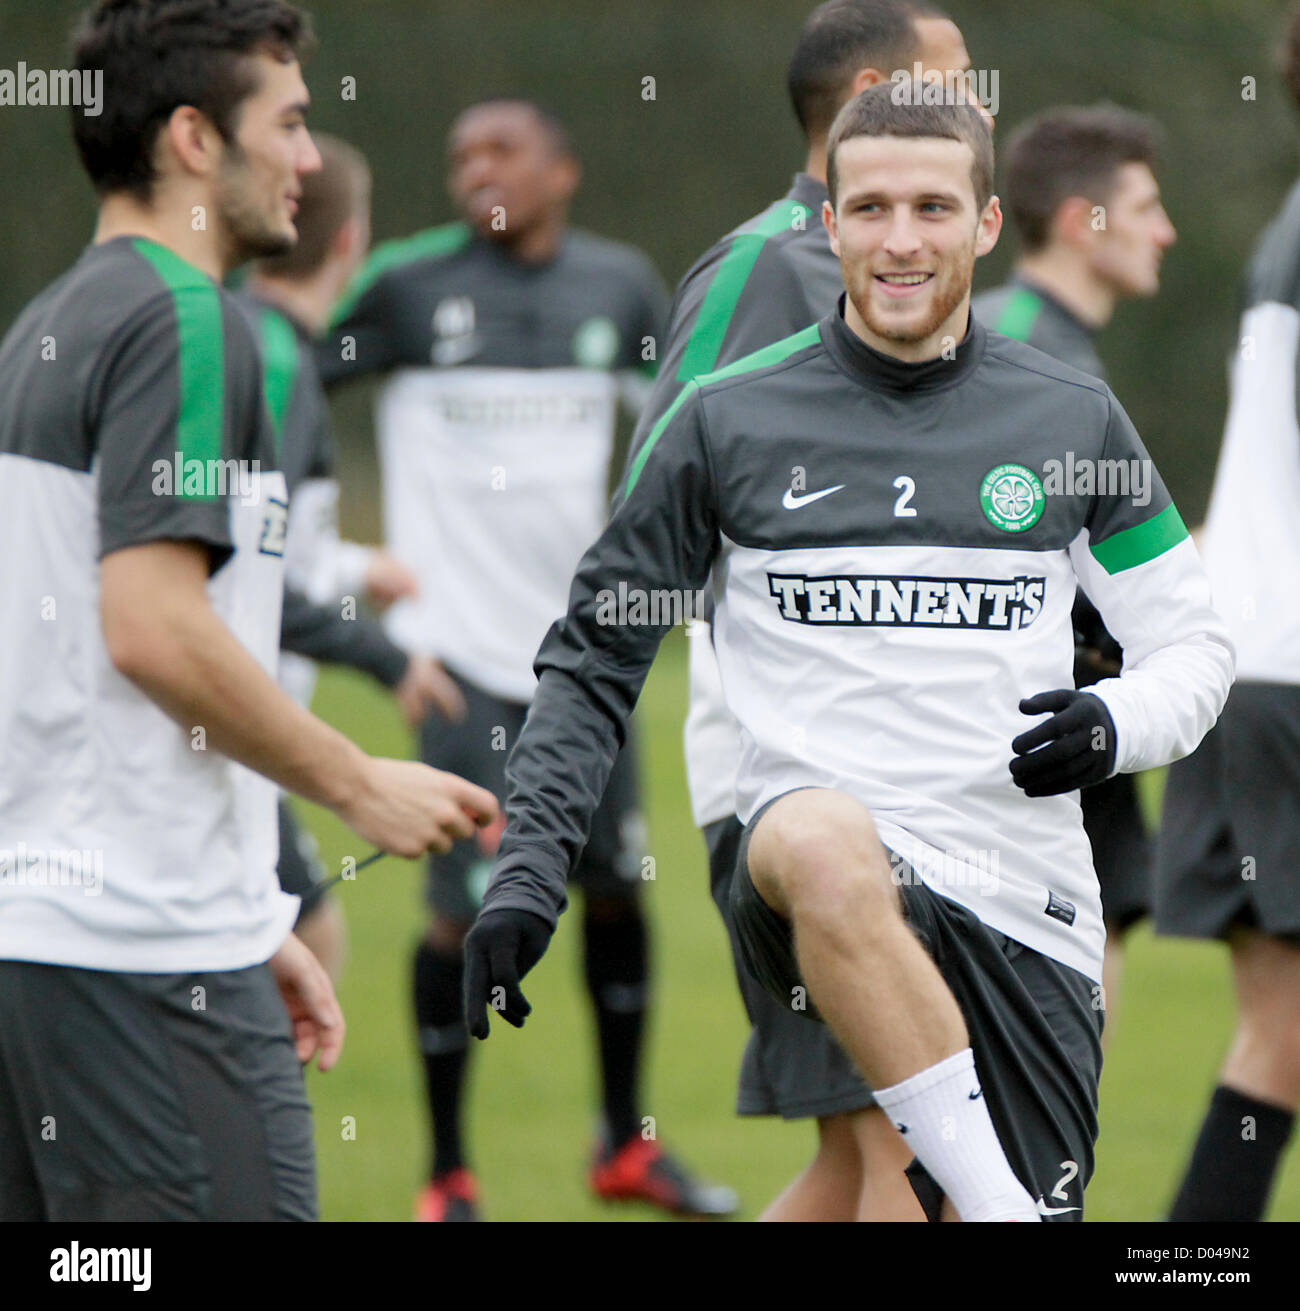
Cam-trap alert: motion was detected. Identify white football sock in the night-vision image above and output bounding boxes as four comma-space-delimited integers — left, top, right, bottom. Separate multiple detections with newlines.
873, 1047, 1040, 1222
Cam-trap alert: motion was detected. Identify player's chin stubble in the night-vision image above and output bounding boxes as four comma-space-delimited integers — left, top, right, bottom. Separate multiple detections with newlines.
216, 165, 296, 263
850, 246, 975, 345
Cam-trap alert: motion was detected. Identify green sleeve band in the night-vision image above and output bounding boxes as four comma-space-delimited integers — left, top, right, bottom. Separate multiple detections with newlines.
1090, 503, 1189, 574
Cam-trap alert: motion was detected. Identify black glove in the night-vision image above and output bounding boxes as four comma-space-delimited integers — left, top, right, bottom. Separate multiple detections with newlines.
1010, 689, 1117, 797
464, 908, 554, 1039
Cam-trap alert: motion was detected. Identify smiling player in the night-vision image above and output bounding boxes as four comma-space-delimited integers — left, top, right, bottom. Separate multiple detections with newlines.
464, 84, 1233, 1221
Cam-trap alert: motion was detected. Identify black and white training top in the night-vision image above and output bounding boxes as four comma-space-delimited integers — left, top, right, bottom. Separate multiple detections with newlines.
319, 222, 668, 703
0, 237, 297, 971
483, 302, 1234, 982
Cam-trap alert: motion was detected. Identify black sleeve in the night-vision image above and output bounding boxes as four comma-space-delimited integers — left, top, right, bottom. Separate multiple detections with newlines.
95, 290, 237, 568
280, 587, 409, 688
480, 385, 719, 927
316, 273, 400, 389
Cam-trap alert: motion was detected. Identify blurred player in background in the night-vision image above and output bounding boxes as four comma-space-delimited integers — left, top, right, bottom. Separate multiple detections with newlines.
242, 133, 468, 979
629, 0, 978, 1221
321, 99, 735, 1219
1154, 4, 1300, 1222
974, 105, 1177, 1036
0, 0, 494, 1221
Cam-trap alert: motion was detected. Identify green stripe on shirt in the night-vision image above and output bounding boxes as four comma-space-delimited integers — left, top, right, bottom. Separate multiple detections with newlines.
257, 307, 300, 459
132, 238, 224, 499
676, 200, 811, 382
993, 286, 1043, 342
1090, 503, 1189, 574
625, 323, 821, 497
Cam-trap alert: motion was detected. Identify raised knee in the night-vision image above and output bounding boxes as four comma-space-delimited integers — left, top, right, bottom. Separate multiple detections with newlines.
751, 791, 893, 921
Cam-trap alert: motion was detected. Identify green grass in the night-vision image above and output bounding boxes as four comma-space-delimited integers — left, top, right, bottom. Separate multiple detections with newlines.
300, 630, 1299, 1221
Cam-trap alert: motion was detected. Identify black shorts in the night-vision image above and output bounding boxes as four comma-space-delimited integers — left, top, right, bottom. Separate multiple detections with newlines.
277, 798, 330, 925
1154, 681, 1300, 944
1083, 772, 1150, 933
730, 795, 1103, 1220
705, 816, 874, 1120
418, 667, 645, 921
0, 959, 316, 1220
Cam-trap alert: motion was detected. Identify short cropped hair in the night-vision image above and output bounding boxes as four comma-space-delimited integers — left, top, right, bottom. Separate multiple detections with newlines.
787, 0, 946, 142
825, 81, 994, 212
1002, 105, 1163, 252
71, 0, 312, 201
451, 98, 575, 160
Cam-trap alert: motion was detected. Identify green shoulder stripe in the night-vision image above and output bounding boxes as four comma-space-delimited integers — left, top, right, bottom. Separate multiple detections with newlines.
993, 286, 1043, 343
132, 238, 224, 500
625, 323, 820, 498
330, 221, 471, 327
676, 200, 811, 383
257, 307, 300, 458
1091, 503, 1189, 574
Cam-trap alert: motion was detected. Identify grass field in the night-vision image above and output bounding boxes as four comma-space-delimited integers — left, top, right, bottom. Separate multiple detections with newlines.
299, 628, 1300, 1222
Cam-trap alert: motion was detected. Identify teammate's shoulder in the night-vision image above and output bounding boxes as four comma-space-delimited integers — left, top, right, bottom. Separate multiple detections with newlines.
981, 328, 1111, 401
678, 194, 818, 285
332, 220, 473, 320
970, 282, 1014, 320
1245, 177, 1300, 307
565, 228, 660, 281
692, 321, 825, 397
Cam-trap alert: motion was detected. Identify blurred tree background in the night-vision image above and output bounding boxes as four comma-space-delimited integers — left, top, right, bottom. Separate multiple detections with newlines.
1, 0, 1298, 525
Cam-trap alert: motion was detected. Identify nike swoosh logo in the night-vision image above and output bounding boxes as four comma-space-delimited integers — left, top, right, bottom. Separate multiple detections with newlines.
1035, 1198, 1081, 1216
782, 484, 844, 510
968, 1088, 983, 1100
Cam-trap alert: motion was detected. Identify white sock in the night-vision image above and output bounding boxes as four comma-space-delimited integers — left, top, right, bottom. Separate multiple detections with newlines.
873, 1047, 1040, 1222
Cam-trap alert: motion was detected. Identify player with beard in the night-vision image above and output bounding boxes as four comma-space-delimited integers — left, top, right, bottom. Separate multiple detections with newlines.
0, 0, 495, 1221
628, 0, 981, 1223
464, 84, 1233, 1221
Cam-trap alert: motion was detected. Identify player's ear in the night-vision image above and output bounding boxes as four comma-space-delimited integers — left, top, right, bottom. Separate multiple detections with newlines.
975, 194, 1002, 258
823, 197, 840, 255
161, 104, 222, 183
553, 153, 581, 204
848, 65, 889, 96
1052, 195, 1096, 251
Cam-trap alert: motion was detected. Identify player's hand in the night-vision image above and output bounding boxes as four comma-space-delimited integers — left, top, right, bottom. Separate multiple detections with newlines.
464, 909, 553, 1039
364, 551, 419, 610
269, 932, 346, 1071
1010, 689, 1117, 797
394, 655, 467, 727
337, 758, 497, 858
